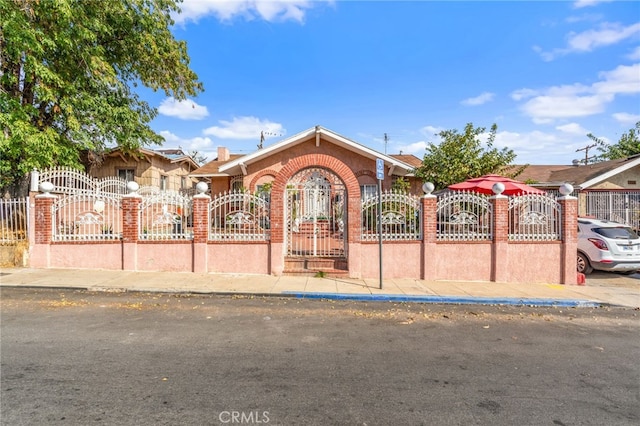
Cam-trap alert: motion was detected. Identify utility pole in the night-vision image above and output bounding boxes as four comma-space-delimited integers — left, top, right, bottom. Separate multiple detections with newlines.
384, 133, 389, 155
576, 143, 597, 165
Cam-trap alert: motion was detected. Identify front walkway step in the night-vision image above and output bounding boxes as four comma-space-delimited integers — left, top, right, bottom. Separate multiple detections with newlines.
284, 257, 348, 277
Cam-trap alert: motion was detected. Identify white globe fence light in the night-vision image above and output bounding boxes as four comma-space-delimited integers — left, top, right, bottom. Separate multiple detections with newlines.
126, 181, 139, 194
39, 181, 54, 194
196, 181, 209, 194
422, 182, 434, 195
559, 183, 574, 196
492, 182, 505, 195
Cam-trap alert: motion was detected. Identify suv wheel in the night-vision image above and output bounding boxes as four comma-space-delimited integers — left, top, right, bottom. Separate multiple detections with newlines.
577, 252, 593, 274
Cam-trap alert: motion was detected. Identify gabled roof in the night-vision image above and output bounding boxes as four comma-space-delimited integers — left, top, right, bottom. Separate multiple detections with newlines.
195, 125, 417, 177
190, 154, 244, 177
390, 154, 422, 168
105, 147, 200, 170
514, 154, 640, 189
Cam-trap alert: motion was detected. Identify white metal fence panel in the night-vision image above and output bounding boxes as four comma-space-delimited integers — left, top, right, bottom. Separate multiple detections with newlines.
508, 194, 561, 241
139, 191, 193, 240
52, 193, 122, 241
361, 190, 421, 241
209, 191, 270, 241
0, 198, 29, 243
437, 191, 493, 241
582, 191, 640, 232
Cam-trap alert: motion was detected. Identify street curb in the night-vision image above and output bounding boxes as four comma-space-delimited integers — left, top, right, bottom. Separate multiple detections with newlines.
282, 291, 603, 308
0, 285, 604, 308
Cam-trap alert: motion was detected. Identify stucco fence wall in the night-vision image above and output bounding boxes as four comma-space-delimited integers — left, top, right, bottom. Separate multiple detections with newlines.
28, 188, 579, 285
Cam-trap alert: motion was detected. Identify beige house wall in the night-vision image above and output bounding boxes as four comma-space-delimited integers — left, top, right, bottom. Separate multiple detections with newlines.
90, 154, 198, 191
588, 165, 640, 190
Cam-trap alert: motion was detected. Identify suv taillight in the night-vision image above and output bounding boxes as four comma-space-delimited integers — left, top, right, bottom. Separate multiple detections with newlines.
588, 238, 609, 251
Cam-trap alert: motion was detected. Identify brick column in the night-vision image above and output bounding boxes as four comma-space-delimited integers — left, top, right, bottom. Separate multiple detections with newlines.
121, 195, 141, 270
192, 194, 210, 273
491, 195, 509, 282
34, 194, 56, 244
31, 193, 57, 268
421, 194, 437, 280
558, 195, 578, 284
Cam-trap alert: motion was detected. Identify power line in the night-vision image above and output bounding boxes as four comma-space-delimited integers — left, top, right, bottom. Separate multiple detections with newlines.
575, 143, 597, 165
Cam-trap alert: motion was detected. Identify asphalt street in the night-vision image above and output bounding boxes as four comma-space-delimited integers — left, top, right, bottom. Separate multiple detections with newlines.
1, 288, 639, 426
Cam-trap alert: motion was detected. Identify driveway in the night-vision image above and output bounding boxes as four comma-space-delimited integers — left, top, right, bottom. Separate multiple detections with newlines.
586, 271, 639, 289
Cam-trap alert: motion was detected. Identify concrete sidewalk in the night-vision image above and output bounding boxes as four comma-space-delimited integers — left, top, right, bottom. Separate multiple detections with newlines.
1, 267, 639, 308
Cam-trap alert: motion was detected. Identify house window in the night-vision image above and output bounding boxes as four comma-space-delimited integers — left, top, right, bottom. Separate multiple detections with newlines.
181, 176, 187, 189
160, 175, 168, 191
361, 184, 377, 200
118, 169, 135, 182
230, 176, 244, 192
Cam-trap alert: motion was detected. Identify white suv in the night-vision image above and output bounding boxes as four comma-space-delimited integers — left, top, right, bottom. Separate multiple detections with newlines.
577, 218, 640, 275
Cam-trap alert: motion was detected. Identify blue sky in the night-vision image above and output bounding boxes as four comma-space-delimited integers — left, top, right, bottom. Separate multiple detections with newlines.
142, 0, 640, 165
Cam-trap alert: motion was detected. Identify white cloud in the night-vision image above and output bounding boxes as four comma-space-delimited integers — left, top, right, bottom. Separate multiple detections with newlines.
515, 63, 640, 123
493, 129, 587, 164
612, 112, 640, 124
203, 116, 285, 140
461, 92, 495, 106
593, 63, 640, 95
522, 94, 611, 123
556, 123, 589, 135
158, 97, 209, 120
568, 22, 640, 52
510, 88, 539, 101
627, 46, 640, 61
573, 0, 614, 9
159, 130, 214, 152
397, 141, 428, 155
419, 125, 444, 138
536, 22, 640, 61
175, 0, 331, 24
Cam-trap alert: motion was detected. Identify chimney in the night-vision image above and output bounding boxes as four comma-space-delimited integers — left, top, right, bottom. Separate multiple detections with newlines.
217, 147, 230, 161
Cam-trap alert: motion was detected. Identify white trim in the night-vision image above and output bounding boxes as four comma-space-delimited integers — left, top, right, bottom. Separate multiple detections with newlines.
580, 156, 640, 189
218, 126, 415, 176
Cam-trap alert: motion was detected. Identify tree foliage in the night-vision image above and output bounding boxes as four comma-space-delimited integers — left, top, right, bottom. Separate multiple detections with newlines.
0, 0, 202, 195
413, 123, 523, 190
588, 121, 640, 162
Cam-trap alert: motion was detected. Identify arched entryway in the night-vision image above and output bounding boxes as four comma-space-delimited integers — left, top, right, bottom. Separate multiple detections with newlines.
285, 167, 347, 273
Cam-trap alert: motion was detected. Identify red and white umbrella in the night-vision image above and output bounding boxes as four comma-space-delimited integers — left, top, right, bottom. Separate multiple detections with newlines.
448, 174, 545, 196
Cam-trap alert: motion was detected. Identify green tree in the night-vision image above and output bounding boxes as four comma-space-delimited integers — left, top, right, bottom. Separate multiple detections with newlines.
413, 123, 524, 190
588, 121, 640, 162
0, 0, 203, 195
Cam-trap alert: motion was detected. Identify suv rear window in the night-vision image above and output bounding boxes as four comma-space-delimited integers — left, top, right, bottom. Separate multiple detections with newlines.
593, 227, 639, 240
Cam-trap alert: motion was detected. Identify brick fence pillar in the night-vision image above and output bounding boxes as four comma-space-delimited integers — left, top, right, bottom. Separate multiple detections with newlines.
121, 194, 141, 271
31, 192, 57, 268
491, 195, 509, 282
558, 195, 578, 284
192, 194, 210, 273
34, 194, 56, 244
421, 194, 437, 280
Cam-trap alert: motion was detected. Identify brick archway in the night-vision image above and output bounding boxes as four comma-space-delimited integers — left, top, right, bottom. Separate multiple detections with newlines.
249, 169, 278, 192
270, 154, 361, 244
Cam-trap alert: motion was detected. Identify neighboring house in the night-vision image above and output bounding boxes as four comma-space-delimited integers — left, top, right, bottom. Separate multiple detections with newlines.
190, 125, 423, 197
89, 147, 200, 192
515, 154, 640, 230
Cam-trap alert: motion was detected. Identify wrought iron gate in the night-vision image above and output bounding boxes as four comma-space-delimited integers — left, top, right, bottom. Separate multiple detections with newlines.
582, 190, 640, 232
285, 168, 346, 257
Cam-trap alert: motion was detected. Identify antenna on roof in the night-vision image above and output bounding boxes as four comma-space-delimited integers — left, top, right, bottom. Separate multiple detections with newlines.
258, 130, 283, 149
384, 133, 389, 155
